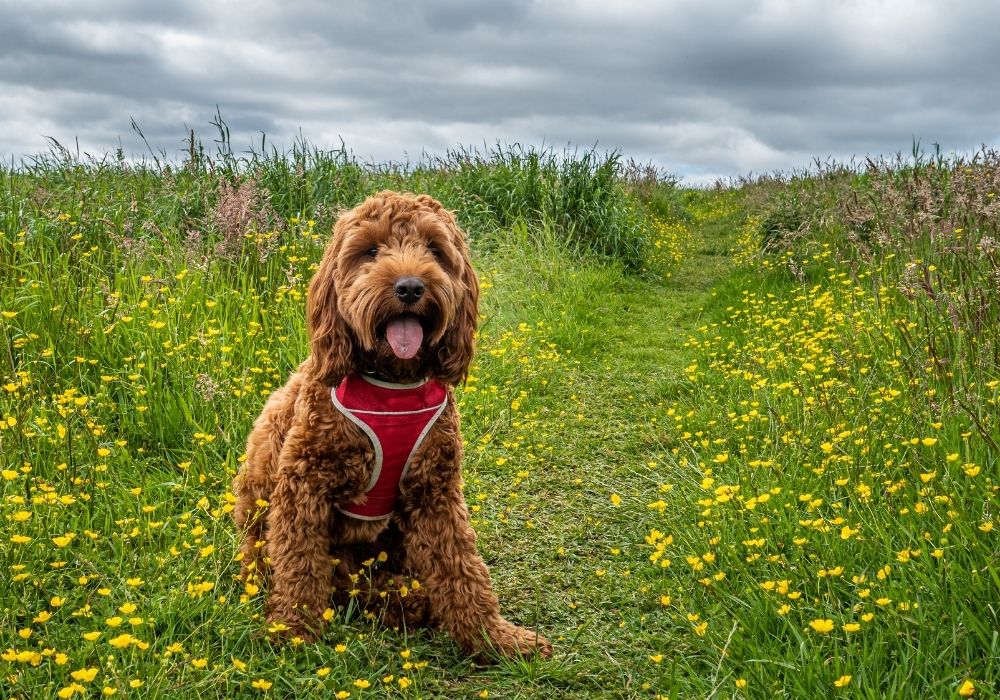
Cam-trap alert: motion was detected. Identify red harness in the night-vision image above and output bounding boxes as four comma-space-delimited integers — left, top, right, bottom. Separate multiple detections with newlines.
331, 373, 448, 520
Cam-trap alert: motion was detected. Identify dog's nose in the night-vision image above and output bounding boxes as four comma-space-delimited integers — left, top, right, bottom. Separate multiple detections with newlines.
394, 276, 425, 305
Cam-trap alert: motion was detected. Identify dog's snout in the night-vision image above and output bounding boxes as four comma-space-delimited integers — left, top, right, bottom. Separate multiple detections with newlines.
394, 276, 425, 305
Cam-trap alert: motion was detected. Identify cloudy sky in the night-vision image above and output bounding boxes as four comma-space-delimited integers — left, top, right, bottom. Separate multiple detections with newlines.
1, 0, 998, 183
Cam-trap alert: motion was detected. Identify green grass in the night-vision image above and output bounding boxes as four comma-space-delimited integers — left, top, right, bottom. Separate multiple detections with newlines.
1, 144, 998, 699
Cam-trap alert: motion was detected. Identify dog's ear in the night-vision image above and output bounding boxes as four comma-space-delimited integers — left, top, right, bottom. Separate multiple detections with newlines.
436, 215, 480, 386
307, 219, 354, 386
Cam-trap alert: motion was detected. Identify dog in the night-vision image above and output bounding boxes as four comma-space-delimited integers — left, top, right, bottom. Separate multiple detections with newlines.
233, 191, 551, 658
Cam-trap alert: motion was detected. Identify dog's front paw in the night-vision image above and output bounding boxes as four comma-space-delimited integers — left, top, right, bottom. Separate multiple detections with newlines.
489, 621, 552, 659
265, 609, 320, 643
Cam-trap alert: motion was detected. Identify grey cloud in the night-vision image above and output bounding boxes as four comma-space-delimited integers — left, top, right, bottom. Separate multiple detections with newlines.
1, 0, 998, 181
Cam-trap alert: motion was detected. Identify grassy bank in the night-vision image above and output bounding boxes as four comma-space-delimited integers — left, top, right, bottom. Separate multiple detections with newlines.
1, 143, 997, 698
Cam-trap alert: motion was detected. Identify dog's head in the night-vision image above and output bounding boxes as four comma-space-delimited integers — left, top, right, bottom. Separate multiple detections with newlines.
307, 191, 479, 386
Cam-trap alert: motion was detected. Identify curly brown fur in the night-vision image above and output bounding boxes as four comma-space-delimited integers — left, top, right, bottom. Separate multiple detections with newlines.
233, 191, 551, 659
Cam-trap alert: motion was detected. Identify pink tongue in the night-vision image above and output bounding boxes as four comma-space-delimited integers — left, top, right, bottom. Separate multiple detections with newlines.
386, 316, 423, 359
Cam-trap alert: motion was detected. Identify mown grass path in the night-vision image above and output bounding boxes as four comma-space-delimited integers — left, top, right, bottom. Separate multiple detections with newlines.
449, 198, 747, 699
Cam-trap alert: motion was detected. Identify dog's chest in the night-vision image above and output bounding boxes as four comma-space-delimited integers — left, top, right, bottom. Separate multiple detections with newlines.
331, 374, 448, 519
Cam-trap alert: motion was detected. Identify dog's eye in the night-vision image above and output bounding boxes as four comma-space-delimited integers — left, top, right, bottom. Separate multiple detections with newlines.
365, 246, 378, 258
428, 246, 442, 260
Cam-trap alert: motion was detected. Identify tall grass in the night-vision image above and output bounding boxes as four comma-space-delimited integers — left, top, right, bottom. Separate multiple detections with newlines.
742, 148, 1000, 442
11, 119, 672, 273
434, 145, 649, 266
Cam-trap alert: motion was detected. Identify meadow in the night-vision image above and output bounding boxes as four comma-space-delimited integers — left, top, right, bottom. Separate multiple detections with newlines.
1, 137, 997, 699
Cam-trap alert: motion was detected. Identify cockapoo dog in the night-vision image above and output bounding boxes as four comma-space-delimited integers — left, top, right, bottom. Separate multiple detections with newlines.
233, 191, 551, 658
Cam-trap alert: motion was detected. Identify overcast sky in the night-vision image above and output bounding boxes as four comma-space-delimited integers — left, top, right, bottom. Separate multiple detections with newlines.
2, 0, 998, 184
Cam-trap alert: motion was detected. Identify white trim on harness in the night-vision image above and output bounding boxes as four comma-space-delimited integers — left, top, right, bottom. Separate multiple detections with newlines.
359, 375, 429, 390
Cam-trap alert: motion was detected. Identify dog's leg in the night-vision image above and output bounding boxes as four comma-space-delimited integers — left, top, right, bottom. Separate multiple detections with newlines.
265, 471, 334, 640
400, 484, 552, 659
235, 386, 294, 584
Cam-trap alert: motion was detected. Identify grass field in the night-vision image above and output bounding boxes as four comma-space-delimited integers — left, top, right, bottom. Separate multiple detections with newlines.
1, 142, 998, 698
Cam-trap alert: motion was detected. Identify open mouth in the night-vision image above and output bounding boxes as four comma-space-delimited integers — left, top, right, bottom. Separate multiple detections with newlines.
382, 313, 425, 360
